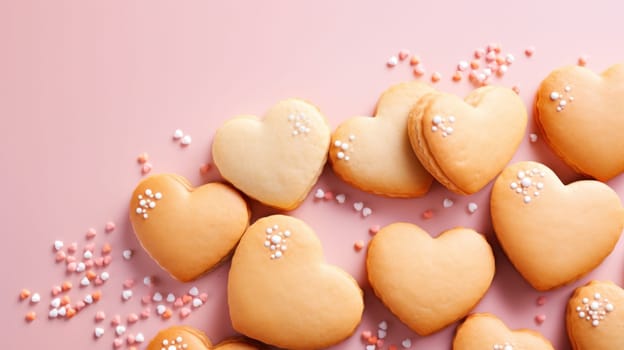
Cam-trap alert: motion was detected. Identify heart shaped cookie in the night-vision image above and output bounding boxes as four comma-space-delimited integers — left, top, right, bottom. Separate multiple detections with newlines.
453, 313, 554, 350
330, 81, 435, 197
147, 326, 263, 350
491, 161, 624, 291
212, 99, 330, 210
228, 215, 364, 350
566, 281, 624, 349
129, 174, 249, 282
536, 64, 624, 181
366, 223, 495, 336
408, 86, 527, 194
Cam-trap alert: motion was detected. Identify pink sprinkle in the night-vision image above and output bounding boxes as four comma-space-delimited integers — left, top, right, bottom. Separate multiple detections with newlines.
524, 46, 535, 57
474, 48, 485, 59
94, 277, 104, 286
422, 209, 434, 220
105, 222, 116, 233
361, 330, 372, 340
141, 163, 152, 175
103, 255, 112, 266
199, 293, 208, 303
512, 86, 520, 94
409, 55, 421, 66
51, 285, 62, 296
487, 42, 501, 53
199, 163, 212, 175
86, 228, 97, 240
137, 152, 149, 164
55, 251, 67, 262
323, 191, 334, 200
95, 311, 106, 322
413, 64, 426, 77
113, 338, 124, 349
84, 243, 95, 252
485, 51, 496, 63
386, 56, 398, 68
377, 339, 385, 348
398, 49, 410, 61
173, 298, 184, 308
535, 314, 546, 325
84, 259, 94, 268
66, 262, 77, 273
127, 313, 139, 323
141, 295, 152, 305
578, 55, 589, 67
110, 314, 121, 327
353, 240, 365, 252
94, 257, 104, 267
75, 300, 86, 311
126, 334, 136, 345
369, 225, 381, 235
123, 279, 135, 289
140, 308, 150, 319
67, 242, 78, 254
536, 296, 547, 306
179, 307, 192, 319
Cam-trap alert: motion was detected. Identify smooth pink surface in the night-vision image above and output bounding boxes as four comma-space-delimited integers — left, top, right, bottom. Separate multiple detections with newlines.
2, 1, 624, 349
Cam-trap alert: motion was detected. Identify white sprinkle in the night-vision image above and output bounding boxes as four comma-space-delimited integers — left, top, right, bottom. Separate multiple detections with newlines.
76, 262, 86, 272
483, 68, 492, 77
401, 338, 412, 349
156, 304, 166, 315
80, 276, 90, 286
590, 301, 600, 310
100, 271, 110, 281
173, 129, 184, 140
271, 235, 282, 244
505, 53, 515, 64
83, 250, 93, 260
349, 134, 355, 141
57, 306, 66, 317
523, 196, 532, 203
154, 192, 162, 200
94, 327, 105, 338
579, 311, 586, 318
449, 116, 456, 123
457, 60, 469, 71
314, 188, 325, 199
443, 198, 454, 208
188, 286, 199, 296
377, 329, 387, 339
529, 133, 538, 143
122, 250, 133, 260
149, 201, 156, 208
550, 92, 560, 100
53, 240, 64, 251
387, 56, 398, 67
594, 293, 601, 300
121, 290, 133, 301
284, 230, 291, 237
135, 333, 145, 343
517, 171, 525, 179
606, 303, 614, 312
366, 345, 376, 350
335, 194, 346, 204
83, 294, 94, 304
565, 85, 571, 92
192, 298, 203, 308
521, 177, 532, 187
432, 115, 443, 125
30, 293, 41, 303
48, 309, 58, 319
559, 100, 567, 107
362, 207, 372, 217
510, 182, 518, 189
115, 325, 126, 336
353, 202, 364, 212
582, 298, 589, 304
334, 140, 342, 147
431, 126, 438, 132
336, 151, 345, 159
152, 292, 163, 302
344, 156, 350, 161
135, 207, 142, 214
143, 276, 152, 286
592, 320, 600, 327
341, 143, 349, 151
274, 250, 283, 258
467, 202, 478, 214
166, 293, 175, 303
181, 135, 192, 145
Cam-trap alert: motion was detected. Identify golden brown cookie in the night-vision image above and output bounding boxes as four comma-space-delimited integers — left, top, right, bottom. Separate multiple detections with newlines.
147, 325, 212, 350
130, 174, 249, 282
453, 313, 554, 350
408, 86, 527, 194
566, 281, 624, 349
212, 99, 330, 210
330, 81, 435, 197
535, 63, 624, 181
366, 223, 495, 335
228, 215, 364, 350
491, 161, 624, 291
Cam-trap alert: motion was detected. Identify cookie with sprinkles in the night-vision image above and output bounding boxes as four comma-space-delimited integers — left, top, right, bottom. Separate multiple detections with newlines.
566, 281, 624, 349
212, 99, 331, 210
453, 313, 554, 350
129, 174, 250, 282
491, 161, 624, 291
407, 85, 527, 195
147, 325, 212, 350
535, 63, 624, 181
228, 215, 364, 350
329, 81, 435, 197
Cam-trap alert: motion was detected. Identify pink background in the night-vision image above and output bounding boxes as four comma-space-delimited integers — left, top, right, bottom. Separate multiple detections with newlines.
2, 0, 624, 349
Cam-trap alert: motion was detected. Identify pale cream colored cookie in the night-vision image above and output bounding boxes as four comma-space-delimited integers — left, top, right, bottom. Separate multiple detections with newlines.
453, 313, 554, 350
212, 99, 330, 211
566, 281, 624, 349
330, 81, 435, 197
147, 325, 212, 350
129, 174, 250, 282
535, 64, 624, 181
408, 86, 527, 194
228, 215, 364, 350
366, 223, 495, 336
491, 161, 624, 291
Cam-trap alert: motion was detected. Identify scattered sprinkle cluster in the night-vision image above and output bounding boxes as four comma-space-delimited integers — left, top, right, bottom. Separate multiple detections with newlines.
360, 320, 412, 350
334, 134, 356, 161
431, 115, 456, 137
576, 292, 615, 327
159, 336, 188, 350
263, 224, 290, 260
134, 188, 163, 220
549, 85, 574, 112
173, 129, 192, 146
493, 343, 513, 350
288, 112, 311, 136
314, 188, 373, 218
509, 168, 545, 204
